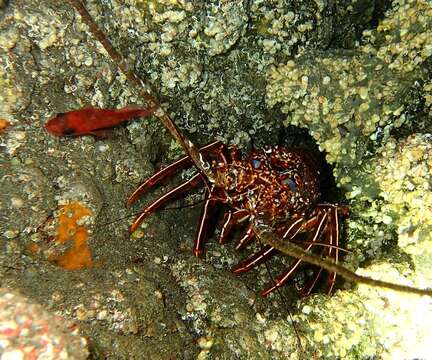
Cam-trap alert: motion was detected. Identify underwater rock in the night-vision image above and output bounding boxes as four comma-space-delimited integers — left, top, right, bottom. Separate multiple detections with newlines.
0, 288, 89, 360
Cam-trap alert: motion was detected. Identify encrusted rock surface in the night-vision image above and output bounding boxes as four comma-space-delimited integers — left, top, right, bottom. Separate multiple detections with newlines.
264, 0, 432, 358
1, 0, 431, 359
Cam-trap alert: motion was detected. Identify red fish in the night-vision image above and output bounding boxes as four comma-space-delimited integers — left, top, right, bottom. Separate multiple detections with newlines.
44, 107, 155, 137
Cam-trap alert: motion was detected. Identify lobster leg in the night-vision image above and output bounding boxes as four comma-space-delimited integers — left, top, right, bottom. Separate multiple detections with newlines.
235, 224, 255, 250
322, 205, 341, 294
296, 206, 343, 296
130, 173, 203, 233
192, 138, 249, 256
233, 245, 275, 274
297, 254, 326, 297
260, 241, 317, 297
260, 210, 329, 297
232, 217, 304, 273
235, 214, 306, 252
298, 205, 344, 296
127, 140, 222, 205
218, 209, 250, 244
193, 184, 218, 257
297, 208, 331, 296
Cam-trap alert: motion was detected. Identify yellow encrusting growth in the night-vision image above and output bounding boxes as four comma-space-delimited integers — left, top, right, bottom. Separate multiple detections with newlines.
266, 0, 432, 166
374, 134, 432, 254
425, 81, 432, 117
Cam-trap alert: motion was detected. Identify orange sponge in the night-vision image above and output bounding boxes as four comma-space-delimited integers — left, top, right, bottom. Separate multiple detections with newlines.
52, 202, 93, 270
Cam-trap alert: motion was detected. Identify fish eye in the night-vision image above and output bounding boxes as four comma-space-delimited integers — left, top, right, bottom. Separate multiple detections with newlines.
62, 127, 76, 135
56, 112, 66, 118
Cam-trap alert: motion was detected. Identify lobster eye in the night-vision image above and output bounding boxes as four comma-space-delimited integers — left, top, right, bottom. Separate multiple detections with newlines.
252, 159, 261, 168
282, 178, 297, 192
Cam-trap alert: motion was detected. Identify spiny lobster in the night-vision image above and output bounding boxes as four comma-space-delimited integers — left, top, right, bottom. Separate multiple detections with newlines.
127, 140, 348, 297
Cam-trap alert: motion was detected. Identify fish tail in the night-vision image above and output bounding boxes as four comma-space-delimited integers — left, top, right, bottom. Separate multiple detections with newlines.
137, 106, 157, 118
122, 105, 156, 118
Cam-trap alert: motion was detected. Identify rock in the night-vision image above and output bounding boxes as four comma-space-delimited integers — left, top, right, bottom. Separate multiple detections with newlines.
0, 288, 88, 360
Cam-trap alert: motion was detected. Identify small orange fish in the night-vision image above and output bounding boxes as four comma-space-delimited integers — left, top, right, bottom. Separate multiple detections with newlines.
44, 107, 155, 137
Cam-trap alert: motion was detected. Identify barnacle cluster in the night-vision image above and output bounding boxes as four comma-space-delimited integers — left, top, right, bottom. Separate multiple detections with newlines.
93, 0, 346, 144
294, 263, 432, 360
0, 55, 23, 116
266, 51, 412, 165
366, 0, 432, 72
72, 288, 139, 334
373, 134, 432, 257
0, 43, 22, 117
266, 0, 432, 167
0, 5, 66, 117
109, 0, 248, 92
249, 1, 317, 56
0, 74, 21, 117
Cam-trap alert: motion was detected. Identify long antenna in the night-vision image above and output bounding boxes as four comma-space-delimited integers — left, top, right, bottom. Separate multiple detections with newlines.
263, 260, 304, 355
253, 221, 432, 296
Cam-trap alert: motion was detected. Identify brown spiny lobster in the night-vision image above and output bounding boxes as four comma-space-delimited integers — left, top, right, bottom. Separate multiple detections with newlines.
127, 140, 347, 297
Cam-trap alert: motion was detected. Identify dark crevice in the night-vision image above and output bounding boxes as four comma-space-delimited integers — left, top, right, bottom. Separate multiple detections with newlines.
370, 0, 393, 28
389, 75, 431, 139
327, 0, 393, 50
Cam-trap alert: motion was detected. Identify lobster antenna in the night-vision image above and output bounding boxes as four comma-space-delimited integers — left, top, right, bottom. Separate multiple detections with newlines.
253, 221, 432, 297
98, 200, 206, 228
67, 0, 216, 183
263, 259, 305, 355
289, 240, 351, 253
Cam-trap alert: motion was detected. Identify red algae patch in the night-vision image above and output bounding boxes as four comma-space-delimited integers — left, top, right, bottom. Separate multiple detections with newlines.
50, 202, 93, 270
